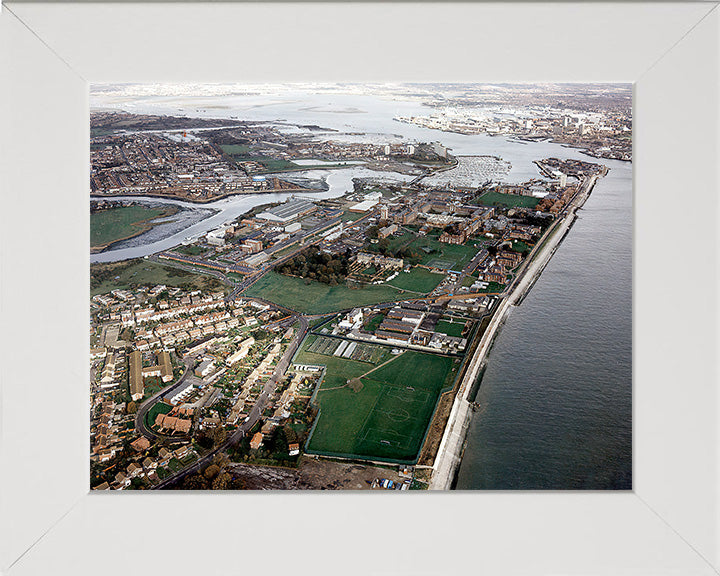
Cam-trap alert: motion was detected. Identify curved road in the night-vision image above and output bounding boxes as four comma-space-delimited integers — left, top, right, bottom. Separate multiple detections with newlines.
152, 314, 308, 489
135, 356, 195, 441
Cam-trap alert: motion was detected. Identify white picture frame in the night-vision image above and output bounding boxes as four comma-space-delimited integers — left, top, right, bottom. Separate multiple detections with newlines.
1, 2, 718, 575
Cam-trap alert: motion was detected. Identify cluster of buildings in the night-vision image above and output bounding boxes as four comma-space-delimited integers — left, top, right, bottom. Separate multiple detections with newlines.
475, 249, 523, 284
90, 133, 304, 201
91, 282, 302, 489
154, 411, 193, 434
333, 304, 468, 353
378, 190, 495, 241
395, 105, 632, 160
91, 397, 134, 464
100, 442, 196, 490
129, 349, 173, 401
162, 197, 348, 273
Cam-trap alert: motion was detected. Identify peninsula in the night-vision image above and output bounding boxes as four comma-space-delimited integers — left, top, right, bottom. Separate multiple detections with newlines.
89, 83, 628, 491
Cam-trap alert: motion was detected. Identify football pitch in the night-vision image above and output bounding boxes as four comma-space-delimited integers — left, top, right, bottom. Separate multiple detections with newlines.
304, 349, 459, 463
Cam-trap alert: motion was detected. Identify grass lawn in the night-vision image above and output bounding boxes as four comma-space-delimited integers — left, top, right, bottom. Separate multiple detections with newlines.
461, 275, 477, 288
145, 401, 172, 429
435, 319, 466, 337
387, 268, 444, 293
478, 281, 505, 293
142, 377, 166, 402
219, 144, 252, 156
294, 335, 393, 389
364, 313, 384, 333
475, 191, 540, 209
244, 271, 415, 314
91, 205, 178, 249
340, 211, 360, 222
511, 240, 532, 253
409, 236, 481, 271
174, 244, 208, 257
306, 351, 457, 463
91, 259, 224, 297
366, 230, 417, 254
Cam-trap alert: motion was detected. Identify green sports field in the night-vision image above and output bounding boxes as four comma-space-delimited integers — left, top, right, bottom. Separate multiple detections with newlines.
245, 271, 427, 314
474, 190, 540, 209
386, 268, 444, 293
435, 319, 466, 337
408, 234, 481, 271
304, 348, 458, 463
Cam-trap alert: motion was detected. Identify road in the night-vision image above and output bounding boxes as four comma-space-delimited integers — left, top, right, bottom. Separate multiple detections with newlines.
152, 314, 309, 489
135, 355, 197, 441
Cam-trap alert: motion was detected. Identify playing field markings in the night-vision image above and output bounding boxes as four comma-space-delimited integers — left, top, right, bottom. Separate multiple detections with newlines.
427, 258, 455, 269
359, 427, 413, 450
356, 386, 424, 450
380, 407, 411, 422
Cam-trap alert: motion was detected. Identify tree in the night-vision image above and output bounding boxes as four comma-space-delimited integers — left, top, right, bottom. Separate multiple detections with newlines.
212, 472, 231, 490
211, 427, 227, 447
213, 452, 230, 469
204, 464, 221, 480
126, 401, 137, 414
182, 473, 208, 490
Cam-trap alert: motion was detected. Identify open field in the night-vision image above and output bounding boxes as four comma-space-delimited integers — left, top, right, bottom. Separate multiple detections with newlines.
387, 268, 444, 293
435, 319, 466, 337
294, 336, 391, 390
91, 259, 224, 297
306, 350, 458, 462
221, 146, 350, 174
364, 313, 384, 333
340, 211, 361, 223
245, 272, 419, 314
173, 244, 208, 257
91, 205, 178, 250
219, 144, 252, 156
409, 234, 481, 271
475, 190, 540, 209
366, 230, 417, 254
511, 240, 532, 253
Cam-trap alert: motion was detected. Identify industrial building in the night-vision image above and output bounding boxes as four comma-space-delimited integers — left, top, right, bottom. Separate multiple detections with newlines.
256, 198, 316, 223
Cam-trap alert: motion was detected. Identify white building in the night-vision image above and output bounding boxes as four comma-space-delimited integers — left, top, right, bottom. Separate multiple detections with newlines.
226, 337, 255, 366
206, 227, 227, 246
195, 359, 216, 378
338, 308, 363, 330
166, 381, 194, 405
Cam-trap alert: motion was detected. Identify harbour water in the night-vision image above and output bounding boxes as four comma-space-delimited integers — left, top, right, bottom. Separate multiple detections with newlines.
92, 87, 632, 489
455, 162, 632, 489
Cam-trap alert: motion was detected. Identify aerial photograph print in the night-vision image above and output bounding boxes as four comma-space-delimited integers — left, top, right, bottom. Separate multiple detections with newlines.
89, 83, 632, 491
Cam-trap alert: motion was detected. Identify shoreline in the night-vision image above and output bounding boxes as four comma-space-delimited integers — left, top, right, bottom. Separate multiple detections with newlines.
428, 173, 600, 490
90, 186, 320, 206
90, 205, 181, 253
